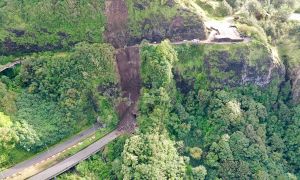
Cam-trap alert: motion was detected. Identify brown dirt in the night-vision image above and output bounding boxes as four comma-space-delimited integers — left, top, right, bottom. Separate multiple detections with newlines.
104, 0, 129, 48
104, 0, 141, 133
115, 47, 141, 133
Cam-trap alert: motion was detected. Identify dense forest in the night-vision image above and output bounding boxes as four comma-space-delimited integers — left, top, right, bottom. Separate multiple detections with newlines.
1, 0, 300, 179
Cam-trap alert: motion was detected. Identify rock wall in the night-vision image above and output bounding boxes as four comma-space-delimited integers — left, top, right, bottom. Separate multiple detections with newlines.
104, 0, 207, 47
203, 48, 285, 88
174, 43, 285, 91
289, 68, 300, 104
127, 9, 208, 45
278, 25, 300, 104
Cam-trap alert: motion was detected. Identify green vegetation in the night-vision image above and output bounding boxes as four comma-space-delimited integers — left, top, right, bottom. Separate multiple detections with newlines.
233, 0, 296, 44
0, 0, 106, 55
278, 24, 300, 67
126, 0, 177, 37
125, 0, 207, 43
195, 0, 233, 18
2, 0, 300, 179
59, 136, 128, 180
121, 132, 186, 179
132, 40, 298, 179
0, 43, 119, 170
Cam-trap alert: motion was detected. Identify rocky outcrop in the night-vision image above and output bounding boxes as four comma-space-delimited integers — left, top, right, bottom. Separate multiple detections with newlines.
104, 0, 207, 47
174, 43, 285, 91
203, 44, 285, 88
289, 68, 300, 104
0, 37, 67, 56
127, 9, 207, 45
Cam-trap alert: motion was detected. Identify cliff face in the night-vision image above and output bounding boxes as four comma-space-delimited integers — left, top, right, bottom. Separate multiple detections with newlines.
126, 8, 207, 45
279, 25, 300, 104
290, 69, 300, 103
174, 42, 285, 91
203, 43, 285, 88
104, 0, 207, 48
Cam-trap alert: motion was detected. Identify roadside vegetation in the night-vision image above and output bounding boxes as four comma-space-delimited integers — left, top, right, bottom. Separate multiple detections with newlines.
60, 0, 300, 179
0, 43, 119, 170
1, 0, 300, 179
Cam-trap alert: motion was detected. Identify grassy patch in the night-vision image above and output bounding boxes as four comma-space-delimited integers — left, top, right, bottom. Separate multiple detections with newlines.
237, 23, 268, 45
0, 56, 17, 65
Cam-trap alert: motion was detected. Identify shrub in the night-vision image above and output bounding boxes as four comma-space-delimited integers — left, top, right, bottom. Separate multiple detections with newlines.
216, 0, 233, 17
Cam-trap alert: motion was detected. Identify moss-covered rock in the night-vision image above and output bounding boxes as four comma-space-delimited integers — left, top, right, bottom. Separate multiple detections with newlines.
107, 0, 207, 47
278, 25, 300, 104
0, 0, 106, 55
174, 41, 285, 91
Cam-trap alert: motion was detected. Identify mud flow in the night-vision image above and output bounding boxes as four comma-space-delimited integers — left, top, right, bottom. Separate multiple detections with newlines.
115, 47, 141, 133
104, 0, 141, 133
104, 0, 129, 48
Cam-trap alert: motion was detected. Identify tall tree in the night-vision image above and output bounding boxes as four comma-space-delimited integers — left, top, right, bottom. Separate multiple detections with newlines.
121, 132, 186, 179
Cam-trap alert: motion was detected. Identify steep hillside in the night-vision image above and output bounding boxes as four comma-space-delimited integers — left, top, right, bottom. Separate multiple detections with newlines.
104, 0, 207, 48
0, 0, 106, 55
279, 24, 300, 104
174, 41, 284, 91
1, 0, 300, 179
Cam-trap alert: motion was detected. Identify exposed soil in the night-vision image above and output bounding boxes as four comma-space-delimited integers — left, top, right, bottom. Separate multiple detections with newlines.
104, 0, 141, 133
103, 0, 253, 133
104, 0, 129, 48
115, 47, 141, 133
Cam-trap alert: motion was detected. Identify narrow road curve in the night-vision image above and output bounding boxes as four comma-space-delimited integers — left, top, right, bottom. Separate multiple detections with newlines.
29, 130, 122, 180
0, 60, 21, 73
0, 124, 102, 180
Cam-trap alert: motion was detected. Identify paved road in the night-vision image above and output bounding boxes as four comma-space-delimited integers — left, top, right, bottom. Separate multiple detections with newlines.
0, 61, 21, 73
29, 130, 121, 180
205, 17, 244, 42
0, 124, 101, 180
289, 13, 300, 21
0, 16, 249, 180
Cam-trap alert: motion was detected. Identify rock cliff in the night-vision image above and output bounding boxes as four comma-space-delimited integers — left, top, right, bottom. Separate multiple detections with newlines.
174, 42, 285, 91
104, 0, 207, 48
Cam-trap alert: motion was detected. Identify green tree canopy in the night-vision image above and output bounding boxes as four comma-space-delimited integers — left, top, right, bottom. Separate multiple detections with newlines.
121, 132, 186, 179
